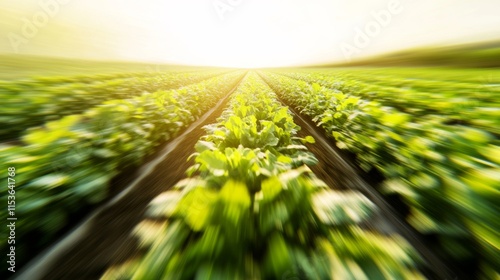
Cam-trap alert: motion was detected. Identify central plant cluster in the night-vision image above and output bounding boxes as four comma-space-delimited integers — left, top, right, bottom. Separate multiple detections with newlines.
105, 73, 422, 280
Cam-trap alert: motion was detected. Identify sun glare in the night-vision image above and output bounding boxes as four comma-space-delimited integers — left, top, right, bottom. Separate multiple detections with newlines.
145, 0, 335, 68
1, 0, 500, 67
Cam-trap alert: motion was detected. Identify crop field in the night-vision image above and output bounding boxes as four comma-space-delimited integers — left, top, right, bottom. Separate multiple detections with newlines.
1, 65, 499, 280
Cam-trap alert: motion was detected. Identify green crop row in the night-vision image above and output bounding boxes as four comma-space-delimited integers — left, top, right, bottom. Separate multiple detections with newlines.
0, 71, 244, 266
261, 71, 500, 279
279, 70, 500, 134
0, 70, 228, 140
4, 71, 156, 87
102, 73, 423, 280
280, 70, 500, 106
280, 67, 500, 84
335, 68, 500, 87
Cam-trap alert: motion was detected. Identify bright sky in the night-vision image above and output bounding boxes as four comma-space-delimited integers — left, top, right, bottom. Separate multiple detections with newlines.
1, 0, 499, 67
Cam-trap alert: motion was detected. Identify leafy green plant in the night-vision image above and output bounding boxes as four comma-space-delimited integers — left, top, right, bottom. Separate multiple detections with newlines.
106, 73, 423, 279
0, 71, 244, 267
0, 70, 229, 140
279, 69, 500, 134
262, 70, 500, 278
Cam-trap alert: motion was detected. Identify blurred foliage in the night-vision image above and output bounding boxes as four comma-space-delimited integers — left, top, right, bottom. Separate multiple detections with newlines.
281, 69, 500, 134
0, 54, 211, 80
2, 62, 498, 278
0, 71, 244, 269
104, 73, 423, 279
328, 41, 500, 68
262, 69, 500, 278
0, 69, 229, 140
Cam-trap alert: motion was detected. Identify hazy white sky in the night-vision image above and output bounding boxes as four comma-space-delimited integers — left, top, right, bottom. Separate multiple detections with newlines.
1, 0, 499, 67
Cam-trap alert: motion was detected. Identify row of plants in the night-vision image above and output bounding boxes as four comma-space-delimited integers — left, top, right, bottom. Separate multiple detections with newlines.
344, 68, 500, 88
284, 67, 500, 85
102, 73, 423, 279
4, 71, 157, 86
0, 70, 229, 140
278, 70, 500, 134
280, 70, 499, 106
329, 70, 499, 92
0, 71, 244, 268
261, 71, 500, 279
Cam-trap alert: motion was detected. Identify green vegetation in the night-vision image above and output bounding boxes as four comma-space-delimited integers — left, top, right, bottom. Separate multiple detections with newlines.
2, 63, 498, 279
278, 69, 500, 134
261, 69, 500, 279
0, 70, 228, 140
103, 73, 422, 279
0, 54, 206, 80
0, 71, 243, 267
328, 41, 500, 67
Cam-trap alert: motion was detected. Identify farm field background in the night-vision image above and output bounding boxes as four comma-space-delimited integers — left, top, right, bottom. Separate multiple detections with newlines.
1, 58, 498, 279
1, 0, 500, 279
